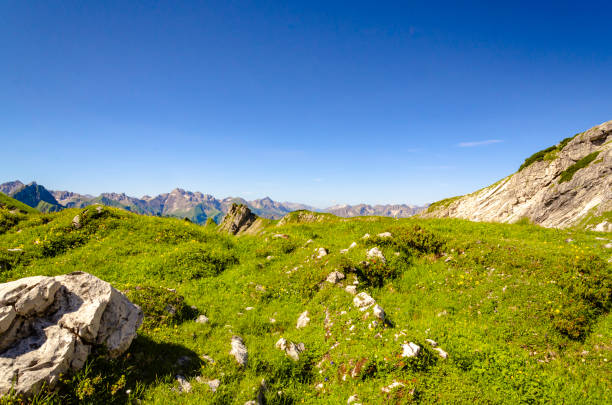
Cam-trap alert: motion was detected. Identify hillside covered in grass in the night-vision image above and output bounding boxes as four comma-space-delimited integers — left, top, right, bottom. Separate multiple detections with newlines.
0, 206, 610, 404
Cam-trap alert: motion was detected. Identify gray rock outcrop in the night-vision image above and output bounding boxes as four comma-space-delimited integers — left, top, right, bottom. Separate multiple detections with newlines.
0, 272, 143, 397
218, 204, 259, 235
422, 120, 612, 229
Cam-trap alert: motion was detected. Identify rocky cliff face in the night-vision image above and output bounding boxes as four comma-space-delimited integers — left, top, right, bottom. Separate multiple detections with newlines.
422, 119, 612, 230
218, 204, 265, 235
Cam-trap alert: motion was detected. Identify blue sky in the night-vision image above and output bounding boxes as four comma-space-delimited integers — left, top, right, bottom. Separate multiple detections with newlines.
1, 1, 611, 207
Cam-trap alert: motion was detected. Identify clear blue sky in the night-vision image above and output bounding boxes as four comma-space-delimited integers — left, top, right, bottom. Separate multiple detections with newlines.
2, 1, 611, 207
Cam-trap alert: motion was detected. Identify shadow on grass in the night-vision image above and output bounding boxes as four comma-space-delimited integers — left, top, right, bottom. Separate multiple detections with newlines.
51, 335, 204, 404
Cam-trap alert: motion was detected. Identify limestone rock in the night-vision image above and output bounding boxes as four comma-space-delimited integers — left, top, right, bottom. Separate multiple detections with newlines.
196, 314, 209, 324
326, 271, 345, 284
345, 285, 357, 295
0, 272, 143, 397
230, 335, 248, 366
366, 247, 386, 263
315, 247, 328, 259
434, 347, 449, 359
275, 338, 305, 361
353, 292, 376, 311
296, 311, 310, 328
218, 204, 261, 235
372, 304, 385, 321
382, 381, 405, 393
422, 119, 612, 229
175, 375, 192, 393
72, 215, 81, 229
401, 342, 421, 358
377, 232, 392, 238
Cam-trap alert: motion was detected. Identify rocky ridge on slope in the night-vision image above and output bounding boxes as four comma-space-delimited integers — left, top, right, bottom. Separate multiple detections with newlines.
422, 119, 612, 230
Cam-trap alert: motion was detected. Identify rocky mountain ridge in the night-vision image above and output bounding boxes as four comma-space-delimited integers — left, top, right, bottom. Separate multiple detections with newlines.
1, 182, 425, 224
422, 119, 612, 230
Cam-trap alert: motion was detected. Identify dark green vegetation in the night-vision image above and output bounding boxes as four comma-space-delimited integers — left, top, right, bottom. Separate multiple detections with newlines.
518, 133, 580, 172
0, 207, 610, 404
558, 151, 601, 184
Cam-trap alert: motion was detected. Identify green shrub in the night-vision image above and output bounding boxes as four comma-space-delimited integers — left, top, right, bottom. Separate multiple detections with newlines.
124, 286, 197, 330
558, 151, 601, 183
519, 146, 557, 171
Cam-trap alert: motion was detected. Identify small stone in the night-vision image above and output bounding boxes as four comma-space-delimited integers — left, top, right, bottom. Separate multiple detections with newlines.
273, 234, 289, 239
196, 315, 209, 324
349, 242, 357, 249
377, 232, 392, 238
175, 375, 192, 393
372, 304, 385, 321
381, 381, 405, 393
353, 292, 376, 311
266, 255, 274, 261
425, 338, 437, 347
315, 247, 328, 259
7, 248, 22, 252
362, 233, 370, 239
366, 247, 386, 263
72, 215, 81, 229
230, 336, 248, 366
401, 342, 421, 358
326, 271, 345, 284
245, 307, 255, 311
255, 284, 265, 291
347, 394, 359, 404
604, 243, 612, 249
297, 310, 310, 328
444, 256, 452, 263
205, 378, 220, 392
434, 347, 448, 359
345, 285, 357, 295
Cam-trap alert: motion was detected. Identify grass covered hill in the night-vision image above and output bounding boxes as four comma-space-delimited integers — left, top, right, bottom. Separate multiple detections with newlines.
0, 206, 610, 404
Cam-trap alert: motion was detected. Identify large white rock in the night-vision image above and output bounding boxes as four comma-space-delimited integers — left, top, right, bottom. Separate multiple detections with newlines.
0, 272, 143, 397
275, 338, 305, 361
326, 271, 345, 284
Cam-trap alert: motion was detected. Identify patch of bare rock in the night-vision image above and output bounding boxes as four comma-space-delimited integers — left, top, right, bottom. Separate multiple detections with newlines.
0, 272, 143, 397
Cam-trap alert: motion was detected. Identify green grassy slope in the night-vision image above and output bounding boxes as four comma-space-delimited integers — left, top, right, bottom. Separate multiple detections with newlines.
0, 208, 610, 404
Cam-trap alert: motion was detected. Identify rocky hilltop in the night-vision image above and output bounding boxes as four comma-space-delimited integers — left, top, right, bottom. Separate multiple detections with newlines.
422, 119, 612, 230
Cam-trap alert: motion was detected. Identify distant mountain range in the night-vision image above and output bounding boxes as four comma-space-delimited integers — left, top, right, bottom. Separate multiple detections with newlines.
0, 180, 426, 224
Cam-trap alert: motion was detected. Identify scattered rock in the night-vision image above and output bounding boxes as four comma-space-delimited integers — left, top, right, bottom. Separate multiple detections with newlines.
341, 242, 358, 254
377, 232, 392, 238
315, 247, 328, 259
565, 238, 574, 243
353, 292, 376, 311
425, 338, 437, 347
296, 310, 310, 328
347, 394, 360, 404
245, 307, 255, 311
275, 338, 305, 361
202, 378, 220, 393
604, 243, 612, 249
201, 354, 215, 364
362, 233, 370, 239
266, 255, 274, 261
434, 347, 448, 359
401, 342, 421, 358
372, 304, 385, 321
7, 248, 22, 252
366, 247, 386, 263
0, 272, 143, 397
175, 375, 192, 393
72, 215, 81, 229
230, 336, 248, 366
444, 256, 453, 263
326, 271, 345, 284
272, 234, 289, 239
382, 381, 405, 393
345, 285, 357, 295
196, 314, 209, 324
255, 284, 265, 292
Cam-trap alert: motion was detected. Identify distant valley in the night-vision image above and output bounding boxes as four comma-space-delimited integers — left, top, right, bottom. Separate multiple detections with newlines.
0, 181, 426, 224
